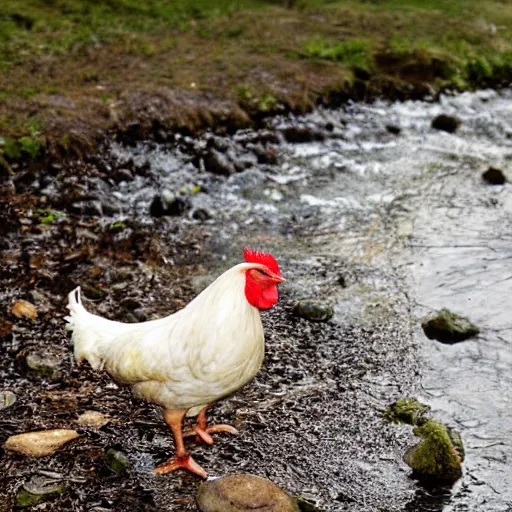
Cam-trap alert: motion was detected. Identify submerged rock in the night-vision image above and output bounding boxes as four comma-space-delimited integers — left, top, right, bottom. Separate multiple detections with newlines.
385, 124, 401, 135
293, 301, 333, 322
104, 448, 130, 473
384, 398, 430, 426
281, 126, 325, 143
431, 114, 461, 134
482, 167, 507, 185
0, 390, 16, 410
197, 474, 299, 512
10, 300, 37, 320
204, 148, 236, 176
5, 429, 80, 457
403, 420, 464, 483
421, 308, 479, 344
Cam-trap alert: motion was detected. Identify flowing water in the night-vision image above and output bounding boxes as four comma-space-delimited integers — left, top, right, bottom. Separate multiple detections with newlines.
108, 89, 512, 511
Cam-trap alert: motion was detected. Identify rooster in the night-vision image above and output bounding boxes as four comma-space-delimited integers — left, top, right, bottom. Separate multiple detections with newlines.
65, 248, 284, 478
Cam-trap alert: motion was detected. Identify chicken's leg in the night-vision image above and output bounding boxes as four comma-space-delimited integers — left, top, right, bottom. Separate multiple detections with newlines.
154, 409, 207, 478
183, 405, 239, 445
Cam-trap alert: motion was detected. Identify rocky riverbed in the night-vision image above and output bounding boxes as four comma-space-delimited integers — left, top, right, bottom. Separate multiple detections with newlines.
1, 89, 511, 511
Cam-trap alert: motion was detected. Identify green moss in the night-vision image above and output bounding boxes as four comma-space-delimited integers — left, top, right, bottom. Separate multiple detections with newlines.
16, 485, 65, 508
403, 420, 463, 483
384, 398, 430, 426
235, 85, 279, 114
33, 209, 66, 224
304, 38, 374, 73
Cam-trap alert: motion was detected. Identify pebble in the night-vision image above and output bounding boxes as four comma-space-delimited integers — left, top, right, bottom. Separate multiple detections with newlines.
10, 300, 38, 320
293, 301, 333, 322
104, 448, 130, 473
0, 390, 17, 410
76, 410, 110, 428
4, 429, 80, 457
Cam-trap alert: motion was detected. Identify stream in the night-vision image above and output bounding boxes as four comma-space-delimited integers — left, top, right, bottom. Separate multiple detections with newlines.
1, 89, 511, 511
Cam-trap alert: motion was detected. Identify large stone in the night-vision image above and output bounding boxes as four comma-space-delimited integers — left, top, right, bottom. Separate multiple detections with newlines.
5, 429, 80, 457
403, 420, 463, 483
422, 308, 479, 344
197, 474, 299, 512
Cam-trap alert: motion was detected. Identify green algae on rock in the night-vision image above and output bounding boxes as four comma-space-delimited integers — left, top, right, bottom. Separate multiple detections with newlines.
403, 420, 464, 484
293, 301, 333, 322
197, 474, 299, 512
421, 308, 479, 344
104, 448, 130, 473
384, 398, 430, 426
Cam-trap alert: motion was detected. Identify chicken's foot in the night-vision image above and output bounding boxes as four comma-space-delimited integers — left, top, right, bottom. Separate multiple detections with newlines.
183, 405, 239, 445
154, 409, 207, 479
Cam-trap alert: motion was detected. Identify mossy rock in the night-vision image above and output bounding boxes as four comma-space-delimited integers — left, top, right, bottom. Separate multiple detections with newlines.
384, 398, 430, 426
293, 301, 333, 322
421, 308, 479, 344
403, 420, 463, 484
104, 448, 130, 473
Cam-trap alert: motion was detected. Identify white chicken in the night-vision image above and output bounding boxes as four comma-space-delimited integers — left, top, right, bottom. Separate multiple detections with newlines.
65, 248, 284, 478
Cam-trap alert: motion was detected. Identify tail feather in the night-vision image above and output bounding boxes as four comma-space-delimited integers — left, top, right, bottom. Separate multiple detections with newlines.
66, 286, 107, 370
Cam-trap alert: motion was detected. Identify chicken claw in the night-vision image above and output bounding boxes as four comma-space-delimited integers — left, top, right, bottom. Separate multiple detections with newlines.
154, 454, 207, 479
183, 406, 239, 445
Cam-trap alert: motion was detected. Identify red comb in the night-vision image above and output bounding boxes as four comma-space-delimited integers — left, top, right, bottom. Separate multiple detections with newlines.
244, 248, 281, 276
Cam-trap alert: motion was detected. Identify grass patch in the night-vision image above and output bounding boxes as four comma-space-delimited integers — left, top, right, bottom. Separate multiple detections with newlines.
3, 0, 512, 163
304, 38, 374, 73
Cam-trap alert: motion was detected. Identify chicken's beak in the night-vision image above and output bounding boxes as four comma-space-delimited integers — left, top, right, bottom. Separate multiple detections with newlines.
269, 272, 285, 284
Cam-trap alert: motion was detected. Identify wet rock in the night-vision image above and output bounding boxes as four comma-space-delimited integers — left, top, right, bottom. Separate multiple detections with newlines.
197, 474, 299, 512
403, 420, 463, 483
77, 410, 110, 428
192, 208, 213, 221
281, 126, 325, 143
5, 429, 80, 457
0, 390, 17, 410
384, 398, 430, 426
150, 189, 190, 217
482, 167, 507, 185
25, 350, 63, 380
204, 148, 236, 176
421, 308, 479, 344
11, 300, 38, 320
293, 301, 333, 322
386, 124, 401, 135
248, 143, 278, 165
112, 168, 134, 183
431, 114, 461, 134
104, 448, 130, 473
17, 476, 66, 508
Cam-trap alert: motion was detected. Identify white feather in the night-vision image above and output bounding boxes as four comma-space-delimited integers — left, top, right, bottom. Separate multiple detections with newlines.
66, 263, 265, 416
